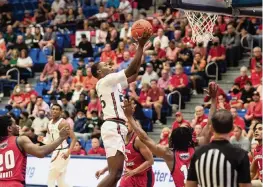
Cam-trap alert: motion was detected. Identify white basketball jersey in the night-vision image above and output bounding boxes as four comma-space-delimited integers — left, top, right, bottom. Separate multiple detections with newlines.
96, 70, 128, 121
47, 118, 68, 149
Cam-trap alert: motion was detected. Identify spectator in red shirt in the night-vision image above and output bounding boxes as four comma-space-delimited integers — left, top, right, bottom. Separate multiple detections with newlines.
169, 64, 189, 109
234, 66, 250, 89
146, 79, 164, 125
152, 18, 162, 34
230, 107, 245, 130
87, 93, 102, 118
250, 47, 262, 73
21, 84, 38, 108
58, 69, 73, 91
154, 41, 166, 61
229, 84, 243, 109
157, 69, 170, 92
100, 43, 117, 66
71, 141, 87, 156
172, 112, 191, 130
191, 106, 208, 128
158, 127, 170, 147
214, 15, 227, 34
40, 56, 59, 82
58, 55, 73, 75
138, 83, 150, 107
182, 28, 195, 48
251, 63, 262, 88
87, 137, 106, 156
71, 68, 85, 90
9, 85, 25, 109
245, 91, 262, 125
217, 94, 231, 110
204, 86, 227, 108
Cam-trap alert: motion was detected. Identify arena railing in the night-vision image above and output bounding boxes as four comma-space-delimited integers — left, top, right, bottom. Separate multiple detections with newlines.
205, 61, 218, 82
6, 68, 20, 86
167, 90, 181, 112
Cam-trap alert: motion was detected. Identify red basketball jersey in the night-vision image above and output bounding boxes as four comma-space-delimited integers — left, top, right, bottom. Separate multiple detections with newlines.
0, 136, 27, 187
171, 148, 195, 187
125, 133, 151, 175
253, 144, 262, 181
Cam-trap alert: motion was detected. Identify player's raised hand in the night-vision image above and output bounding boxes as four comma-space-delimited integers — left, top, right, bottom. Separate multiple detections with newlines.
204, 81, 218, 99
137, 31, 151, 47
122, 99, 136, 118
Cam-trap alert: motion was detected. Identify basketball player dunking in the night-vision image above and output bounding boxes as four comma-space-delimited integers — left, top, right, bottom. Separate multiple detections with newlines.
40, 104, 76, 187
91, 34, 151, 186
0, 115, 70, 187
95, 122, 155, 187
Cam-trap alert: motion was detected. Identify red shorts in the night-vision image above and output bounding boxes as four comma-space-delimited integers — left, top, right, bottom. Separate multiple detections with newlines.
0, 181, 24, 187
119, 169, 155, 187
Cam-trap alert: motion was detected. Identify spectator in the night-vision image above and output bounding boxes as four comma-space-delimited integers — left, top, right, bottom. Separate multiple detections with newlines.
73, 34, 93, 58
190, 53, 206, 95
87, 137, 106, 156
19, 111, 32, 129
245, 91, 262, 125
250, 47, 262, 73
61, 96, 75, 117
154, 41, 166, 62
138, 83, 150, 107
12, 35, 28, 52
230, 107, 246, 130
53, 8, 67, 25
106, 27, 119, 50
166, 40, 179, 63
43, 70, 61, 95
119, 22, 131, 41
150, 52, 163, 76
193, 42, 206, 59
67, 8, 75, 22
40, 56, 59, 82
204, 85, 227, 108
72, 83, 84, 103
22, 10, 34, 27
141, 63, 159, 85
182, 28, 195, 48
250, 63, 262, 88
58, 55, 73, 75
74, 110, 89, 140
118, 0, 132, 14
118, 51, 132, 71
71, 68, 85, 90
17, 49, 33, 82
222, 23, 241, 67
32, 26, 43, 48
191, 106, 208, 128
146, 79, 164, 125
229, 84, 243, 109
256, 78, 262, 99
85, 110, 103, 139
27, 94, 37, 115
173, 30, 182, 44
158, 127, 170, 147
95, 22, 108, 45
87, 94, 102, 118
39, 26, 56, 49
76, 7, 85, 21
71, 141, 86, 156
116, 41, 125, 65
32, 96, 50, 117
8, 85, 25, 109
128, 42, 136, 57
31, 109, 49, 136
62, 110, 74, 129
75, 93, 89, 113
58, 69, 73, 90
157, 69, 170, 92
177, 43, 193, 66
51, 0, 65, 13
100, 43, 117, 66
194, 124, 203, 143
83, 67, 98, 91
234, 66, 250, 89
59, 83, 73, 101
24, 27, 34, 48
172, 111, 190, 130
215, 15, 227, 34
90, 5, 108, 22
153, 28, 169, 49
0, 57, 12, 98
169, 64, 189, 109
21, 84, 38, 108
4, 25, 16, 50
230, 126, 250, 152
126, 82, 139, 101
217, 94, 230, 110
151, 18, 162, 34
241, 80, 255, 109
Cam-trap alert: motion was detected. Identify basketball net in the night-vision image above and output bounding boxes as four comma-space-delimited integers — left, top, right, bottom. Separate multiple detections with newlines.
184, 11, 218, 44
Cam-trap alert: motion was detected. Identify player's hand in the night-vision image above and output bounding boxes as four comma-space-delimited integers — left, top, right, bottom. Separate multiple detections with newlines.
204, 82, 218, 99
37, 136, 44, 142
95, 170, 105, 179
137, 30, 152, 47
59, 126, 70, 139
123, 168, 137, 179
61, 151, 70, 160
122, 99, 136, 117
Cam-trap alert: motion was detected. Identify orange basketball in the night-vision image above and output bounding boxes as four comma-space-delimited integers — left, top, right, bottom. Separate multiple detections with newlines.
131, 19, 153, 40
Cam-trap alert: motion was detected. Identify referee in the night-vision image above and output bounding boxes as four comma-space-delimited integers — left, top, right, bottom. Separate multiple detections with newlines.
186, 108, 252, 187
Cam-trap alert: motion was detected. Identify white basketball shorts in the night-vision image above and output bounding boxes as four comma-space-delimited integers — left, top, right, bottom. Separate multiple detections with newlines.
50, 149, 70, 173
101, 120, 128, 158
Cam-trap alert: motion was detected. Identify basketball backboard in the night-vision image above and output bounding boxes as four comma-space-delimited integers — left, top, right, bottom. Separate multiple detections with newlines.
170, 0, 262, 17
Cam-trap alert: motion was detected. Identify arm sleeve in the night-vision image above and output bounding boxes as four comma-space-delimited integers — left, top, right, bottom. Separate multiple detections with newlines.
101, 70, 128, 89
187, 153, 198, 181
237, 153, 251, 183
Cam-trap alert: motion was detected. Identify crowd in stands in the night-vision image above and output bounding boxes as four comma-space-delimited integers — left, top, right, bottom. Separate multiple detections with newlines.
0, 0, 262, 158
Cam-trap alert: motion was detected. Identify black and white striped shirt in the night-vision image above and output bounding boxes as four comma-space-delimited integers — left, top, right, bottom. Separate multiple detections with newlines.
187, 140, 251, 187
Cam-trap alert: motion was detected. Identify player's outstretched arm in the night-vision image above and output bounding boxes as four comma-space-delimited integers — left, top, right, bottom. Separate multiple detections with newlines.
17, 126, 70, 158
198, 82, 218, 146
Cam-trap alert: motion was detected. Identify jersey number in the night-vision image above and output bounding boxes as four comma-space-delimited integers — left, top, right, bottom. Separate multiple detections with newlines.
180, 165, 188, 184
99, 95, 106, 108
0, 150, 15, 172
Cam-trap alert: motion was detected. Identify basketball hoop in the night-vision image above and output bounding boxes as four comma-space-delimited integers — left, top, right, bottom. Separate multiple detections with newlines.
184, 11, 218, 43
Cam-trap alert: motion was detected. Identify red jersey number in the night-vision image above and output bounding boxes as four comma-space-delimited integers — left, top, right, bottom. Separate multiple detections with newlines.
180, 165, 188, 184
0, 150, 15, 172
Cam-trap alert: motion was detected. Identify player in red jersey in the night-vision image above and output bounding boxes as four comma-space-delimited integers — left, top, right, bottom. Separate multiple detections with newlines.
251, 122, 262, 186
0, 115, 70, 187
122, 82, 218, 187
95, 122, 155, 187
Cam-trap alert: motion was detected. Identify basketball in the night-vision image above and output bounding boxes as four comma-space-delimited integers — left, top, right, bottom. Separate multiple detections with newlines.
131, 19, 153, 40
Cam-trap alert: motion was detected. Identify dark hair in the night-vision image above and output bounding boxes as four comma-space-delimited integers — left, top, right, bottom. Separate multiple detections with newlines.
21, 111, 29, 118
211, 109, 233, 134
245, 80, 252, 86
50, 95, 57, 101
169, 127, 195, 151
61, 96, 68, 101
0, 116, 13, 138
54, 70, 61, 83
51, 103, 62, 111
63, 110, 70, 118
20, 49, 28, 58
91, 63, 100, 78
253, 122, 262, 132
150, 79, 158, 84
37, 96, 43, 100
140, 12, 147, 18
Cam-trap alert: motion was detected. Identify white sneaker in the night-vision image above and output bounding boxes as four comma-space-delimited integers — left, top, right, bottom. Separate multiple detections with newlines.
192, 90, 198, 95
155, 120, 163, 126
0, 93, 4, 98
